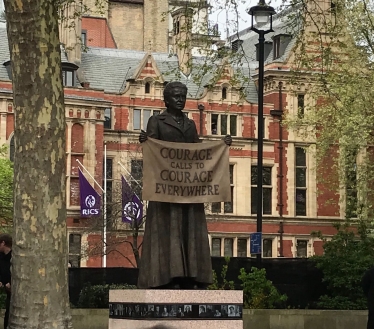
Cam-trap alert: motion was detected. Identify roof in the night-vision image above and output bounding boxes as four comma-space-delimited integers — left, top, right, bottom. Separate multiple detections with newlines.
231, 9, 297, 62
0, 21, 10, 82
0, 8, 297, 104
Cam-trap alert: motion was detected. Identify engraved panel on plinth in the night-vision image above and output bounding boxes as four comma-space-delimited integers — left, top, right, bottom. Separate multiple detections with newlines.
109, 289, 243, 329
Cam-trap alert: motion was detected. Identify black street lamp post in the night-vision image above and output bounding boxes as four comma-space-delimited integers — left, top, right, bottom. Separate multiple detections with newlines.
247, 0, 275, 264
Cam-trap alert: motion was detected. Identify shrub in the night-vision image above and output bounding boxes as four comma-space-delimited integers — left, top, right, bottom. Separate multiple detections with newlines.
207, 257, 235, 290
77, 283, 136, 308
311, 221, 374, 309
239, 267, 287, 309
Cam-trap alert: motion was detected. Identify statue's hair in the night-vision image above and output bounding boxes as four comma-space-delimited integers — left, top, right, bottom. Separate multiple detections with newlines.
163, 81, 187, 99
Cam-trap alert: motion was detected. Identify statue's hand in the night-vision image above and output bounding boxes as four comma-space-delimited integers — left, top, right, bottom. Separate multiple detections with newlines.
223, 135, 232, 146
139, 130, 148, 143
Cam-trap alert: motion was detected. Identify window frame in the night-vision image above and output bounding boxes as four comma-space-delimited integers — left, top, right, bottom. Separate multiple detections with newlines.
68, 233, 82, 268
62, 69, 75, 87
210, 113, 237, 136
133, 108, 161, 131
104, 108, 112, 129
273, 36, 281, 59
211, 164, 235, 214
262, 238, 273, 258
145, 82, 151, 94
297, 94, 305, 118
296, 239, 308, 258
81, 29, 87, 47
295, 147, 307, 216
251, 166, 272, 215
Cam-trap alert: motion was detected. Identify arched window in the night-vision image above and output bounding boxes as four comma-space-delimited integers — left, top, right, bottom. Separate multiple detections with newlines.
222, 87, 227, 100
9, 135, 14, 162
71, 123, 84, 153
145, 82, 151, 94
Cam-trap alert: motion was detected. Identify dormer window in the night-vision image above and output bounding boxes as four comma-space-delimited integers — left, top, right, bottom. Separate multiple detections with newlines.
272, 34, 292, 60
145, 82, 151, 94
62, 70, 75, 87
61, 62, 78, 87
273, 36, 281, 59
222, 87, 227, 100
231, 39, 243, 53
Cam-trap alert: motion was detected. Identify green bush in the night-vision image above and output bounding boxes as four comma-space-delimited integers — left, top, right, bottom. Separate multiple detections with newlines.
207, 257, 235, 290
311, 221, 374, 310
239, 267, 287, 309
77, 283, 136, 308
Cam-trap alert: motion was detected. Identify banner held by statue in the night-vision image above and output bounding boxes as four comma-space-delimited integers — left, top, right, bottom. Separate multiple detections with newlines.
142, 137, 230, 203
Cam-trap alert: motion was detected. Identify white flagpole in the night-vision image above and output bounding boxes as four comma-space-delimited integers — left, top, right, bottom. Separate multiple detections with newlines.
76, 159, 105, 192
103, 142, 107, 268
117, 161, 142, 191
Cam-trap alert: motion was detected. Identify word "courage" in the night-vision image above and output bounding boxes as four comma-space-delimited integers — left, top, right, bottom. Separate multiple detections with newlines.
160, 147, 213, 161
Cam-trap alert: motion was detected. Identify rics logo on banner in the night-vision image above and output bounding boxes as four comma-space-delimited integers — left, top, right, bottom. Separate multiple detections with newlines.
123, 201, 141, 222
83, 195, 99, 216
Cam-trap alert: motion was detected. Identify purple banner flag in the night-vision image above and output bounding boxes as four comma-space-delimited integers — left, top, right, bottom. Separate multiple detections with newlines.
79, 169, 101, 217
122, 176, 143, 223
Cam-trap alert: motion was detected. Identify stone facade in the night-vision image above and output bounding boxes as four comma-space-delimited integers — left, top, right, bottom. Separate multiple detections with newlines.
0, 0, 347, 268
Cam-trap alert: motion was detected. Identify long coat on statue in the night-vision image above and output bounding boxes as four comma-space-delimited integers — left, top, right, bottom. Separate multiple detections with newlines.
137, 111, 213, 288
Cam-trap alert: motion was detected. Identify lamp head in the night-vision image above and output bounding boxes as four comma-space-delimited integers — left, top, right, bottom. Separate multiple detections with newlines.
247, 0, 276, 30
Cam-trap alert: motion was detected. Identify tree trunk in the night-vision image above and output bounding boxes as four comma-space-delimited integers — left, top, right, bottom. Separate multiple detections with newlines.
4, 0, 72, 328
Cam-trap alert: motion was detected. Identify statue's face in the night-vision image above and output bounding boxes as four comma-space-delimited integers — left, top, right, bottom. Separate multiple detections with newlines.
165, 87, 186, 111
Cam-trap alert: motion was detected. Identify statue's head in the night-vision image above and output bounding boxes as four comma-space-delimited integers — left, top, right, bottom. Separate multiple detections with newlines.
163, 81, 187, 111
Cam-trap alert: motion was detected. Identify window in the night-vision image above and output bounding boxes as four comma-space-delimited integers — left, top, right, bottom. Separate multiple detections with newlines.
9, 135, 14, 162
263, 117, 266, 138
231, 39, 243, 52
345, 148, 358, 218
251, 166, 272, 214
212, 164, 234, 213
331, 0, 336, 11
211, 113, 237, 136
81, 30, 87, 47
296, 240, 308, 257
263, 239, 273, 257
211, 237, 248, 257
145, 82, 151, 94
224, 238, 233, 257
295, 147, 307, 216
131, 159, 143, 197
211, 238, 221, 256
273, 36, 281, 59
104, 158, 113, 217
62, 70, 75, 87
173, 19, 180, 35
133, 109, 160, 130
68, 234, 81, 268
222, 87, 227, 100
237, 238, 248, 257
297, 94, 305, 118
104, 108, 112, 129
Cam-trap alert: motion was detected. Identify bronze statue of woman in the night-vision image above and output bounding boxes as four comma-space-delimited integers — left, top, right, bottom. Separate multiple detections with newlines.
138, 81, 231, 289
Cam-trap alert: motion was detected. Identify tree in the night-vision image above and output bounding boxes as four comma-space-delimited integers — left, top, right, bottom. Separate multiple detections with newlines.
4, 0, 71, 328
283, 0, 374, 220
311, 221, 374, 309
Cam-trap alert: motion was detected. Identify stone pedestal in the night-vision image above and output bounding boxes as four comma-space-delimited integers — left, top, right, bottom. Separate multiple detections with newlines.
109, 289, 243, 329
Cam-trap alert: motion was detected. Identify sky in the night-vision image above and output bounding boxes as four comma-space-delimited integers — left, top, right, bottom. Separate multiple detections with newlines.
210, 0, 285, 38
0, 0, 284, 36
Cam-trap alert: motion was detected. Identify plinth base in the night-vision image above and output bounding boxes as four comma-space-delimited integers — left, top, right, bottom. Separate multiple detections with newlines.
109, 289, 243, 329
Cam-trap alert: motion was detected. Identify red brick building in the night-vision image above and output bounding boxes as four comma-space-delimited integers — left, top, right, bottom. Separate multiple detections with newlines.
0, 0, 342, 268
